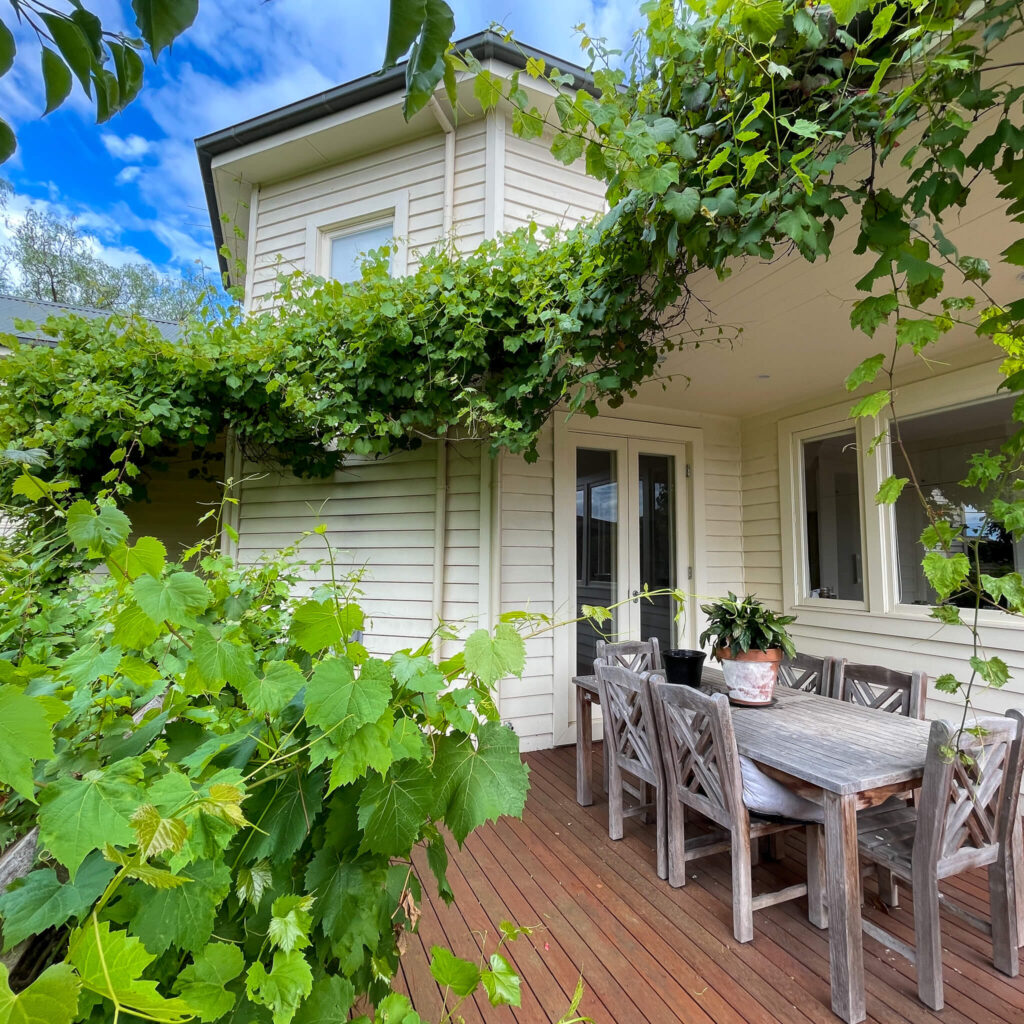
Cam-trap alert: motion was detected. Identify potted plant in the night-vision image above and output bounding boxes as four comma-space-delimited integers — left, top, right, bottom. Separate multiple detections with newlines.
698, 593, 796, 705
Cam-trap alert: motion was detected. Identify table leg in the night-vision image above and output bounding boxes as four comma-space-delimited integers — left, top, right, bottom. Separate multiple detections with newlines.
576, 686, 593, 806
823, 791, 866, 1024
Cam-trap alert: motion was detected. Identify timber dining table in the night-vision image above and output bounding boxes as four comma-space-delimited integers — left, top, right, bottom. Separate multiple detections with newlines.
573, 665, 935, 1024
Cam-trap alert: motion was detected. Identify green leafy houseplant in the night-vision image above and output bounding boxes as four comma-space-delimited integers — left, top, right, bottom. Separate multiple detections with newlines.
0, 471, 538, 1024
699, 593, 796, 661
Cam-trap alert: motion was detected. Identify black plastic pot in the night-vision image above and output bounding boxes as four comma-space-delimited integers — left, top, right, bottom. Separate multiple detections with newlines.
662, 649, 707, 687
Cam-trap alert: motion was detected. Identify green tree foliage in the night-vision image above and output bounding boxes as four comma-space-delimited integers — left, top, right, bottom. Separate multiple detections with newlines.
0, 1, 199, 162
0, 475, 535, 1022
0, 181, 210, 320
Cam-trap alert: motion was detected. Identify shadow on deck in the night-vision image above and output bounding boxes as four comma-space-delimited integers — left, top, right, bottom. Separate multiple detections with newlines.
397, 744, 1024, 1024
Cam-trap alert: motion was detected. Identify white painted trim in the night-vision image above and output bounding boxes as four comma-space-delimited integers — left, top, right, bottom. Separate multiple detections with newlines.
429, 97, 456, 241
483, 110, 506, 239
478, 449, 493, 630
431, 440, 448, 661
221, 431, 243, 560
551, 414, 705, 746
778, 358, 1009, 622
242, 184, 259, 313
303, 190, 410, 277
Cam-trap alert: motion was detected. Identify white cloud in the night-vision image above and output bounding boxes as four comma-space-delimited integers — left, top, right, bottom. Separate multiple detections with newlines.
102, 134, 152, 161
115, 166, 142, 185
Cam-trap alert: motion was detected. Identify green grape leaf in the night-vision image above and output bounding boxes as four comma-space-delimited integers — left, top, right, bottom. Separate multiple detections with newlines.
0, 962, 80, 1024
424, 827, 453, 903
0, 118, 14, 164
103, 845, 191, 889
436, 721, 530, 844
849, 390, 890, 419
246, 950, 313, 1024
480, 952, 520, 1007
40, 47, 73, 116
112, 603, 164, 649
844, 353, 886, 391
131, 857, 232, 954
62, 644, 121, 687
303, 856, 386, 975
131, 0, 199, 59
133, 571, 212, 625
268, 895, 315, 953
390, 653, 444, 694
191, 627, 255, 689
922, 551, 970, 600
290, 599, 342, 654
389, 716, 427, 762
38, 758, 145, 879
929, 604, 963, 626
238, 660, 305, 717
357, 761, 435, 856
875, 475, 909, 505
66, 499, 131, 554
0, 687, 63, 800
173, 942, 244, 1022
0, 853, 114, 951
374, 992, 422, 1023
108, 536, 167, 580
981, 572, 1024, 611
68, 918, 192, 1022
429, 946, 480, 997
463, 624, 526, 686
0, 20, 14, 77
130, 804, 188, 857
663, 187, 701, 225
327, 718, 393, 791
970, 654, 1010, 688
306, 658, 391, 739
242, 770, 324, 863
293, 975, 355, 1023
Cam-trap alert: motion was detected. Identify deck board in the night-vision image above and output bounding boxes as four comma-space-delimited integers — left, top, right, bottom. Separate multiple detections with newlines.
402, 744, 1024, 1023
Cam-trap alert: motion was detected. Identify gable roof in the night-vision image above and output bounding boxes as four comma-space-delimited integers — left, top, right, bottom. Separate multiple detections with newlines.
0, 294, 181, 347
194, 30, 595, 280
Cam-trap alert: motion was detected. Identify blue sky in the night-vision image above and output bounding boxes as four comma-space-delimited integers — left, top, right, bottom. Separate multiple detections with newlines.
0, 1, 642, 285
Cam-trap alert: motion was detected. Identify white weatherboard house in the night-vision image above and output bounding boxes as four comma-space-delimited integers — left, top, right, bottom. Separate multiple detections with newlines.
194, 32, 1024, 751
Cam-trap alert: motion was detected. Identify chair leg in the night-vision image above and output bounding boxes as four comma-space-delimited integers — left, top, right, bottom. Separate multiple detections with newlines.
607, 745, 624, 841
913, 876, 944, 1011
989, 851, 1020, 976
766, 833, 785, 861
731, 826, 754, 943
655, 782, 668, 881
806, 825, 828, 929
876, 865, 900, 909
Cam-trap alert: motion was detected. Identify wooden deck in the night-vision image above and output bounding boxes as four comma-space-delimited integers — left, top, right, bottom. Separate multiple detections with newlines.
398, 744, 1024, 1024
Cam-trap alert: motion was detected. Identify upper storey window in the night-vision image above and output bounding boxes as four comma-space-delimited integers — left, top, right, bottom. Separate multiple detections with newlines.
329, 221, 394, 283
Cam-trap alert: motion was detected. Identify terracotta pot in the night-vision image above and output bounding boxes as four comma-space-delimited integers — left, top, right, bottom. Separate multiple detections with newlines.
715, 646, 782, 705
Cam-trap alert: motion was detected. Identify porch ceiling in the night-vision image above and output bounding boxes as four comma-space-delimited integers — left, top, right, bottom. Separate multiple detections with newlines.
637, 183, 1013, 420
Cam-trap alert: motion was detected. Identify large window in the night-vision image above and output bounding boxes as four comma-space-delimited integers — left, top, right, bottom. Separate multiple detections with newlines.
892, 396, 1020, 605
801, 430, 864, 601
329, 221, 393, 283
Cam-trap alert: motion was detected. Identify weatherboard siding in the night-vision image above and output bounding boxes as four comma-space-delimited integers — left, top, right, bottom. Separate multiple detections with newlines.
502, 125, 606, 234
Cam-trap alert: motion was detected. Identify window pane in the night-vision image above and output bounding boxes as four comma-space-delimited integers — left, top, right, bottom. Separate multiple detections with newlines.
330, 223, 393, 283
893, 396, 1019, 605
638, 453, 675, 649
802, 431, 863, 600
576, 449, 618, 675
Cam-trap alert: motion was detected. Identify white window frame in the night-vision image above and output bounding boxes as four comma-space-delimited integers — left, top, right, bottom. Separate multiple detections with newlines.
304, 191, 409, 279
779, 409, 875, 615
779, 358, 1019, 629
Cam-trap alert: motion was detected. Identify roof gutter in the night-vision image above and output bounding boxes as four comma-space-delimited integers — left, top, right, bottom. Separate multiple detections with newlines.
194, 30, 596, 281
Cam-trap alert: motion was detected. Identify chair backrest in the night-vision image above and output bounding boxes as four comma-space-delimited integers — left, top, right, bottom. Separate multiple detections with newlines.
594, 663, 663, 788
833, 660, 926, 718
595, 637, 663, 674
650, 679, 745, 832
777, 652, 833, 695
915, 711, 1024, 877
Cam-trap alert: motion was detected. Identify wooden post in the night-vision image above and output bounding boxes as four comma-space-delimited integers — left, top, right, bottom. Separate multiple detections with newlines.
806, 824, 828, 929
823, 791, 866, 1024
575, 683, 593, 806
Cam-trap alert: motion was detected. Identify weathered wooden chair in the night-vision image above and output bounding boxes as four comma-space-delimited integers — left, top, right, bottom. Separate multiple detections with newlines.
574, 639, 664, 805
777, 652, 833, 695
832, 660, 927, 718
856, 711, 1024, 1011
594, 662, 668, 880
650, 680, 820, 942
